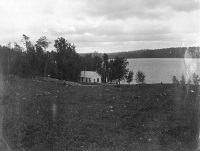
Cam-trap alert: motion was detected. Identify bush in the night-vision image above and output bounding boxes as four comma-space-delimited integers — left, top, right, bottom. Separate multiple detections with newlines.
125, 70, 134, 84
192, 73, 200, 86
136, 70, 146, 84
180, 74, 186, 86
172, 75, 179, 85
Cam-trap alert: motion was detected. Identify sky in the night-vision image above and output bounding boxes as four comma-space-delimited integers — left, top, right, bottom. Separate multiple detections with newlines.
0, 0, 200, 53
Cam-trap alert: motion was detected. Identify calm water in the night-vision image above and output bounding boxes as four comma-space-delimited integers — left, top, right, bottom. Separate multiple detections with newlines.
126, 58, 200, 84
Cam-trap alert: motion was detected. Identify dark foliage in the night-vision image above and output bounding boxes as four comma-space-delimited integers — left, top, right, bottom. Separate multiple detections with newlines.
54, 37, 81, 81
80, 53, 103, 72
125, 70, 134, 84
0, 35, 82, 81
111, 56, 129, 84
136, 70, 146, 84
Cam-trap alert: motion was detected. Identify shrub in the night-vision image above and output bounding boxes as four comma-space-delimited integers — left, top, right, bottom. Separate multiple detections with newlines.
180, 74, 186, 86
136, 70, 146, 84
172, 75, 179, 85
180, 74, 187, 91
192, 73, 200, 86
125, 70, 134, 84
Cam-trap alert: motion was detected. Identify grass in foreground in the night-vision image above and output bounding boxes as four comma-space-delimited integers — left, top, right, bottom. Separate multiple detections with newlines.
1, 76, 199, 151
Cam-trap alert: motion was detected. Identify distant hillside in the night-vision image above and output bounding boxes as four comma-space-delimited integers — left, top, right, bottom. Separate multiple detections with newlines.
79, 47, 200, 59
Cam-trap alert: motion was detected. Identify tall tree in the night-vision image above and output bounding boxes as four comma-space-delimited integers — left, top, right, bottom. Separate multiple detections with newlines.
22, 35, 37, 77
54, 37, 81, 81
102, 53, 109, 82
112, 56, 129, 84
36, 36, 51, 76
21, 34, 34, 52
11, 43, 24, 76
108, 59, 114, 83
93, 56, 102, 71
47, 51, 58, 78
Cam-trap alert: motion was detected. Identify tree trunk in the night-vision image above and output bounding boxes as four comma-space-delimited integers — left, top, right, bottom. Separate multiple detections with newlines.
44, 61, 48, 77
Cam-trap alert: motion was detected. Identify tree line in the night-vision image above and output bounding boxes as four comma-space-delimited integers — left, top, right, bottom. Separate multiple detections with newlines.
0, 35, 134, 83
0, 35, 81, 81
79, 47, 200, 59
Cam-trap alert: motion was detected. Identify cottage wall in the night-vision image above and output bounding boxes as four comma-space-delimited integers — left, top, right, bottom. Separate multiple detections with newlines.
79, 72, 101, 83
91, 74, 101, 83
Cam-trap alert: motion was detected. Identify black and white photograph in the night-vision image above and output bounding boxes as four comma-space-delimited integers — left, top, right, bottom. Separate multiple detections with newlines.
0, 0, 200, 150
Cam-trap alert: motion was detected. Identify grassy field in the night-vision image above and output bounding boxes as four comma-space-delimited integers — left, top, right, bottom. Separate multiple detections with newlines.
1, 76, 200, 151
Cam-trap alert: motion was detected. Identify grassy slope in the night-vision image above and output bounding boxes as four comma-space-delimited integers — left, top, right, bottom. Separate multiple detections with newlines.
1, 77, 199, 151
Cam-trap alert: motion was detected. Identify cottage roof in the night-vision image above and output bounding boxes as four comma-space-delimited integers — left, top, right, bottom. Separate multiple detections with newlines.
80, 71, 101, 78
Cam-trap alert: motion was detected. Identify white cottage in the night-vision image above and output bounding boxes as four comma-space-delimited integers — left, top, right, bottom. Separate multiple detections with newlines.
79, 71, 102, 83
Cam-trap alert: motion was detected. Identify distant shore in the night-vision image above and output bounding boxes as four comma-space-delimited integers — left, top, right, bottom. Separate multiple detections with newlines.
79, 46, 200, 59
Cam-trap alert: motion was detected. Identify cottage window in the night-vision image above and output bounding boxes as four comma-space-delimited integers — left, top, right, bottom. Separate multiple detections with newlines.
97, 78, 99, 82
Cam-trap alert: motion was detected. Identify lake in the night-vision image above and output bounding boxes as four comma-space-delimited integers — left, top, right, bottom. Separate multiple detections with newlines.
126, 58, 200, 84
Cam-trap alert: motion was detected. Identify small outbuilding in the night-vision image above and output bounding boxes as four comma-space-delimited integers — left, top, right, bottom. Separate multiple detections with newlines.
79, 71, 102, 83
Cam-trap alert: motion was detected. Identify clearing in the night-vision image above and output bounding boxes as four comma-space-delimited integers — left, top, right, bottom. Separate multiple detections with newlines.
1, 76, 199, 151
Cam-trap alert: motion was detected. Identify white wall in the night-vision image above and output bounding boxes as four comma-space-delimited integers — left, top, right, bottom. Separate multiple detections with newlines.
79, 74, 101, 83
91, 74, 101, 83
